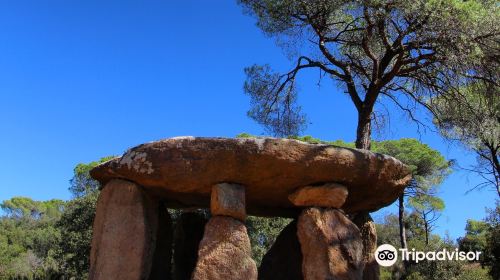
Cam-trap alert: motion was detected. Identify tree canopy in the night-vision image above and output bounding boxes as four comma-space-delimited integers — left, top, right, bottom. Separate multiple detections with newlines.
239, 0, 499, 149
432, 82, 499, 196
69, 156, 115, 198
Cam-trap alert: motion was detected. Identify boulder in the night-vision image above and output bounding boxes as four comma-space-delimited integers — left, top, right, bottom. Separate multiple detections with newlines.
192, 216, 257, 280
297, 208, 364, 280
288, 183, 348, 208
90, 137, 411, 215
211, 183, 246, 221
89, 179, 158, 280
258, 220, 303, 280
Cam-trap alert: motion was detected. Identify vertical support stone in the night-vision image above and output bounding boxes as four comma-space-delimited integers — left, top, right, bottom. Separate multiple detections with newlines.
89, 179, 158, 280
173, 210, 208, 280
210, 182, 246, 221
297, 207, 364, 280
192, 183, 257, 280
353, 212, 379, 280
258, 220, 303, 280
148, 203, 173, 280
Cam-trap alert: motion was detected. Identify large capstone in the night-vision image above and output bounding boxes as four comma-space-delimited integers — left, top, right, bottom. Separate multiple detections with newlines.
91, 137, 411, 216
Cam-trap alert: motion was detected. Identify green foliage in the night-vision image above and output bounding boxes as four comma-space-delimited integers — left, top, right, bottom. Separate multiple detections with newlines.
69, 156, 115, 197
376, 212, 495, 280
1, 197, 65, 221
238, 0, 499, 141
458, 219, 489, 255
457, 265, 492, 280
371, 139, 451, 190
0, 157, 109, 279
376, 214, 401, 247
0, 198, 64, 279
55, 191, 98, 279
483, 201, 500, 279
246, 216, 291, 265
432, 83, 500, 196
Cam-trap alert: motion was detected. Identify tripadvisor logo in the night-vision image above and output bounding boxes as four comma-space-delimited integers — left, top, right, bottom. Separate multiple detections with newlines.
374, 244, 482, 267
375, 244, 398, 267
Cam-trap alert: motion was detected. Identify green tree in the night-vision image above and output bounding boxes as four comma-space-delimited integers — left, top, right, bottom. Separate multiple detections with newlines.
246, 216, 291, 265
483, 201, 500, 279
376, 213, 470, 280
458, 219, 489, 255
409, 194, 445, 246
69, 156, 115, 197
238, 0, 498, 150
372, 139, 451, 250
56, 157, 111, 279
432, 83, 499, 196
0, 197, 65, 279
56, 191, 98, 279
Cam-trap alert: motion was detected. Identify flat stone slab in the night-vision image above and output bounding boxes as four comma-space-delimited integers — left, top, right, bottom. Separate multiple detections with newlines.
90, 137, 411, 216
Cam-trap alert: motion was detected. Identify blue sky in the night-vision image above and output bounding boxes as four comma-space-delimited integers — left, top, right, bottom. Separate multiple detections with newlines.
0, 0, 496, 239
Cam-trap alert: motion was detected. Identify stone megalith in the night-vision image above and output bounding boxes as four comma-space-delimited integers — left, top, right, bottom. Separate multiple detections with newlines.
89, 137, 412, 280
192, 216, 257, 280
298, 208, 364, 280
192, 183, 257, 280
89, 179, 159, 280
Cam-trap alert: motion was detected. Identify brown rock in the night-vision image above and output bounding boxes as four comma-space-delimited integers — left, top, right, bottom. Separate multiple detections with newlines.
173, 211, 208, 280
353, 212, 380, 280
148, 203, 173, 280
288, 183, 348, 208
89, 179, 158, 280
258, 220, 303, 280
297, 208, 364, 280
90, 137, 411, 215
192, 216, 257, 280
211, 183, 246, 221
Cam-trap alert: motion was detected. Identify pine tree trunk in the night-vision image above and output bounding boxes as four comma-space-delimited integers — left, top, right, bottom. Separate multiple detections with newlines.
354, 108, 379, 279
398, 195, 407, 250
424, 221, 429, 246
355, 111, 372, 150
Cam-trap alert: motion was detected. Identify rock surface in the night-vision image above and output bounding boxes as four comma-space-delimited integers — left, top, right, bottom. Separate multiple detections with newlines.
89, 179, 158, 280
288, 183, 348, 208
90, 137, 411, 215
192, 216, 257, 280
173, 211, 207, 280
211, 183, 246, 221
297, 208, 364, 280
258, 220, 303, 280
353, 212, 379, 280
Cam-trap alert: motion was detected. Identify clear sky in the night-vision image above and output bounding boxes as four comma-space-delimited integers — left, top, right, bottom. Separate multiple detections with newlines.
0, 0, 496, 239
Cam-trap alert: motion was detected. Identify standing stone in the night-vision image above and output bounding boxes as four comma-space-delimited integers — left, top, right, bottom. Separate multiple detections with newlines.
258, 220, 303, 280
148, 203, 173, 280
211, 183, 246, 221
89, 179, 158, 280
353, 212, 379, 280
173, 211, 208, 280
298, 208, 364, 280
192, 216, 257, 280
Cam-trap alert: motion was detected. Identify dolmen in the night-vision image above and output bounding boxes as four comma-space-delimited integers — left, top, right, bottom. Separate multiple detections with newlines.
88, 137, 411, 280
